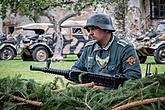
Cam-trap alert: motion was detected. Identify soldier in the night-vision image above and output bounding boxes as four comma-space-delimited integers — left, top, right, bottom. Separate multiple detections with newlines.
71, 13, 141, 89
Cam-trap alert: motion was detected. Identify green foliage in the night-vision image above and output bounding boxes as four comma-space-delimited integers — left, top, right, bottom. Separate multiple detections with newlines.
0, 73, 165, 110
0, 0, 98, 21
0, 0, 129, 20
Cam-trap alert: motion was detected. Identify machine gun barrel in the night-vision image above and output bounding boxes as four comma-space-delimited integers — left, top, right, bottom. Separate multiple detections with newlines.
30, 65, 128, 88
30, 65, 70, 76
30, 65, 81, 82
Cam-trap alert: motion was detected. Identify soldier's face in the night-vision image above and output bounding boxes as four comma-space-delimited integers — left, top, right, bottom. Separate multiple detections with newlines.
88, 27, 107, 42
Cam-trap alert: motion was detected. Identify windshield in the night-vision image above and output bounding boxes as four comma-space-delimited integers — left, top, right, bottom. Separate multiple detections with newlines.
12, 30, 36, 37
156, 23, 165, 32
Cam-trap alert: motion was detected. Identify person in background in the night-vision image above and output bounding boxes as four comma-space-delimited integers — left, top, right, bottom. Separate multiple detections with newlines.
71, 13, 141, 89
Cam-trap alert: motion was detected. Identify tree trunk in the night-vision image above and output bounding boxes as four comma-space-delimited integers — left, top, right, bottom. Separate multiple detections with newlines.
51, 31, 64, 61
44, 12, 63, 61
126, 0, 141, 37
45, 12, 79, 61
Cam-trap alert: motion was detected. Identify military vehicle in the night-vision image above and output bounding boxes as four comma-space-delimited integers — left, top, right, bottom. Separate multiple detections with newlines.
61, 20, 90, 58
0, 34, 17, 60
16, 23, 55, 61
17, 21, 90, 62
135, 21, 165, 64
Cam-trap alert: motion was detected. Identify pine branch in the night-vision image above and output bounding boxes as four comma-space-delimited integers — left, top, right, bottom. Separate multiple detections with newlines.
112, 81, 160, 108
112, 97, 165, 110
54, 82, 95, 92
0, 92, 43, 107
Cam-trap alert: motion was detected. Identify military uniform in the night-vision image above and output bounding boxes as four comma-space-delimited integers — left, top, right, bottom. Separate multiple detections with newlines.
71, 35, 141, 80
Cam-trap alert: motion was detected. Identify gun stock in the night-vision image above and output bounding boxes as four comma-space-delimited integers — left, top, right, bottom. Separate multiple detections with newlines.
30, 65, 127, 88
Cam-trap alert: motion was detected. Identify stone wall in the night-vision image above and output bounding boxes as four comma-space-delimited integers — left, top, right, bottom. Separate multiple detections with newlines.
0, 7, 94, 34
0, 1, 164, 35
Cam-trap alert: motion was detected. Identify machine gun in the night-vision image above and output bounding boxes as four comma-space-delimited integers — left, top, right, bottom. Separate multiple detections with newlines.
30, 65, 128, 89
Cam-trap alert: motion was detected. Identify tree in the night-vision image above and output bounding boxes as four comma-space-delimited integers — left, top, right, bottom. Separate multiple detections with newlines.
0, 0, 99, 61
0, 0, 128, 61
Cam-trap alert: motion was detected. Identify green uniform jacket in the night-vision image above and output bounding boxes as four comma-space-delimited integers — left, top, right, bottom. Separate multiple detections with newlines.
71, 35, 141, 80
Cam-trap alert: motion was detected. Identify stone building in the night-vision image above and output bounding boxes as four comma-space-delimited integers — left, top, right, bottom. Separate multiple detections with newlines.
0, 0, 165, 35
126, 0, 165, 35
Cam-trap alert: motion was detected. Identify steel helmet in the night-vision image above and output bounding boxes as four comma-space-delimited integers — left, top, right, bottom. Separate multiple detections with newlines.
84, 13, 115, 32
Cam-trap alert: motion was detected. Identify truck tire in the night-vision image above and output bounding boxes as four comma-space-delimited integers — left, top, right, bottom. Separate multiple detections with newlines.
0, 47, 15, 60
138, 56, 147, 63
32, 46, 49, 62
154, 44, 165, 64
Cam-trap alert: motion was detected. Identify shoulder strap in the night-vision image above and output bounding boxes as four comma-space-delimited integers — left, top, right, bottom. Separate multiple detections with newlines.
117, 39, 129, 47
